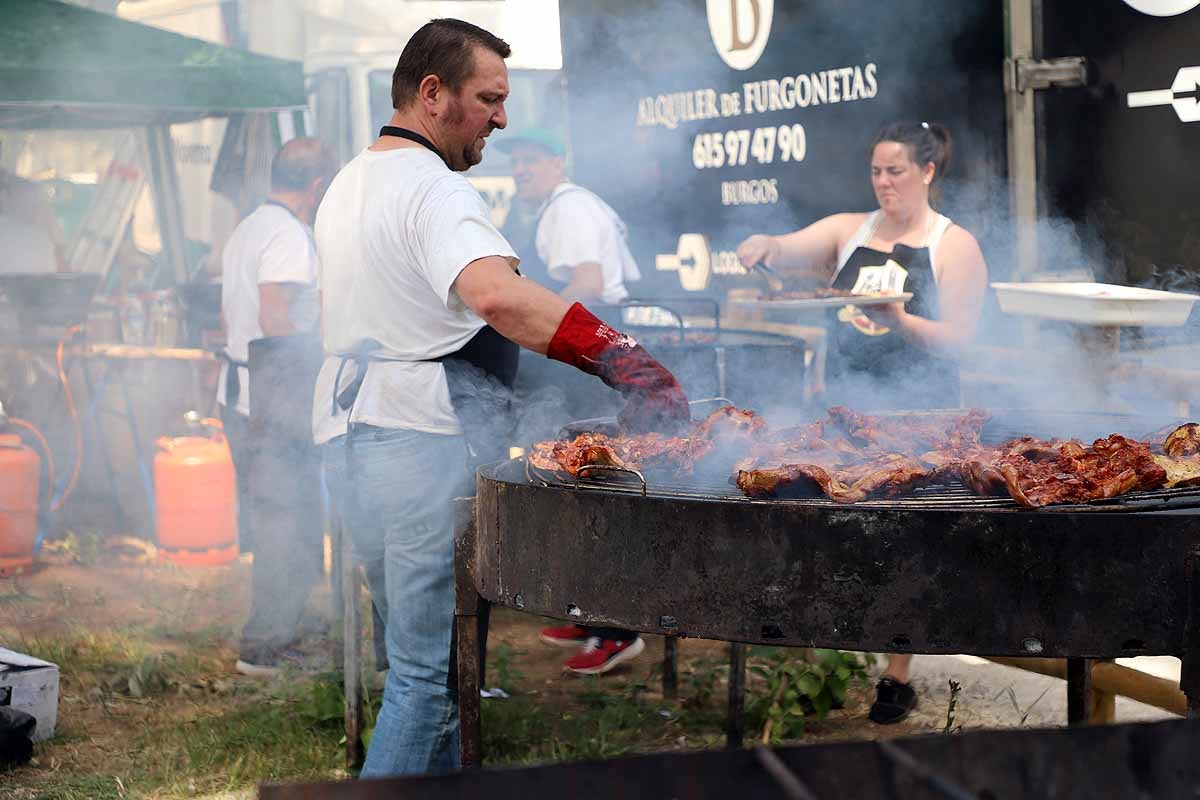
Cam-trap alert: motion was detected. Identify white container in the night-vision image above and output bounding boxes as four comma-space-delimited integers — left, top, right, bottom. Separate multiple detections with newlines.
0, 647, 59, 742
991, 282, 1199, 327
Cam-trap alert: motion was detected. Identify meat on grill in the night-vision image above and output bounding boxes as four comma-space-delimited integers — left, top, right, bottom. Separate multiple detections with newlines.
957, 435, 1167, 507
534, 407, 1192, 508
736, 454, 934, 503
530, 406, 762, 477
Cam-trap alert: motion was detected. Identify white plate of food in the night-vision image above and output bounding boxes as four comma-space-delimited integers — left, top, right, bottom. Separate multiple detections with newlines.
729, 290, 913, 311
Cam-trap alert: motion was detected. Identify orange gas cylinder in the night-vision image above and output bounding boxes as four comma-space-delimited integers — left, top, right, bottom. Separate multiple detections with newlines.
0, 433, 40, 576
154, 419, 237, 566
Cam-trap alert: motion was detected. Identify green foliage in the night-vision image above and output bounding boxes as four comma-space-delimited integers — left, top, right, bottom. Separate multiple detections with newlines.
19, 774, 126, 800
744, 648, 872, 743
487, 642, 525, 693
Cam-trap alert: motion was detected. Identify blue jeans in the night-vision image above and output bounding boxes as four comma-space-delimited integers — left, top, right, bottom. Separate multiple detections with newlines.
322, 426, 472, 777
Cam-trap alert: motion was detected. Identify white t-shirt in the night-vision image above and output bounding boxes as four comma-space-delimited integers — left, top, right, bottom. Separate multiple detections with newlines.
217, 203, 320, 416
536, 182, 640, 304
311, 147, 518, 444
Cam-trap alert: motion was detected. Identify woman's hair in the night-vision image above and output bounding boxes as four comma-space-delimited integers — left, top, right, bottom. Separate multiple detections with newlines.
869, 121, 954, 205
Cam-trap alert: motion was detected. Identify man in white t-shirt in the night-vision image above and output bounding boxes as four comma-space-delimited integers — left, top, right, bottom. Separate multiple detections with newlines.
312, 19, 689, 777
217, 137, 337, 677
498, 128, 640, 305
497, 128, 649, 672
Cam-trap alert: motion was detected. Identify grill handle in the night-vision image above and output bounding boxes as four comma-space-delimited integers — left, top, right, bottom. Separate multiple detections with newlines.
576, 464, 647, 496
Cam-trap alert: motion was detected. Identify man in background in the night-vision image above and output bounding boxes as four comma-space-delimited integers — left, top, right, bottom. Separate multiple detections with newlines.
498, 128, 648, 675
217, 137, 338, 677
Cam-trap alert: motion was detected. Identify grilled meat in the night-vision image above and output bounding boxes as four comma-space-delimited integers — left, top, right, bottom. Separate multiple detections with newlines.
736, 454, 933, 503
534, 405, 1190, 508
1164, 423, 1200, 457
955, 435, 1167, 508
535, 406, 764, 477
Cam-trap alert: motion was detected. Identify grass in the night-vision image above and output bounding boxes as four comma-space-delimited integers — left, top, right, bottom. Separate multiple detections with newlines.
1, 562, 887, 798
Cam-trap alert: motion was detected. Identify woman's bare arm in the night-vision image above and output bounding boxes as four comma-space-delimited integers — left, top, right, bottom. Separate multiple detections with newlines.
736, 213, 863, 284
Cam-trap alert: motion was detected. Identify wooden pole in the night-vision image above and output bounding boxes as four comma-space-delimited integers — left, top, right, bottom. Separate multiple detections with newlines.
339, 506, 364, 769
987, 657, 1186, 718
454, 498, 484, 769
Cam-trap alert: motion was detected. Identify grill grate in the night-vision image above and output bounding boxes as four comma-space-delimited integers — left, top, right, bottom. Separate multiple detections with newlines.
528, 409, 1200, 513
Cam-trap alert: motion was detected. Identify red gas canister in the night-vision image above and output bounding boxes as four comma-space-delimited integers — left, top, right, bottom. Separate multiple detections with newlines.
154, 418, 237, 566
0, 433, 40, 576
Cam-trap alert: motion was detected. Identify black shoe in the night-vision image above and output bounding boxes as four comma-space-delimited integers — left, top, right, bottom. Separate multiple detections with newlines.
869, 677, 917, 724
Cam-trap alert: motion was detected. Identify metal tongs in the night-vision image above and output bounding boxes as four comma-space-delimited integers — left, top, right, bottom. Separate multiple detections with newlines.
748, 261, 784, 293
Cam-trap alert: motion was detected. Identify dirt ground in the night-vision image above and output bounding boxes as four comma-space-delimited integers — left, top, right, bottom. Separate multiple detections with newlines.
0, 541, 1176, 797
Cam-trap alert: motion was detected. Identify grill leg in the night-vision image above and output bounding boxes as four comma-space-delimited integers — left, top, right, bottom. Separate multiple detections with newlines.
1182, 546, 1200, 717
662, 638, 678, 700
726, 642, 746, 749
1066, 658, 1094, 725
454, 498, 485, 768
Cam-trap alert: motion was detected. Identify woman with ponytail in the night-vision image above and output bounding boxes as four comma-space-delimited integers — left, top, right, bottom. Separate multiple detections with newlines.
736, 121, 989, 724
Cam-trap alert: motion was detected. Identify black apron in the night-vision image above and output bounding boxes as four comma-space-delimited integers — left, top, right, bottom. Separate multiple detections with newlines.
248, 333, 324, 443
220, 198, 311, 417
826, 241, 959, 410
331, 126, 521, 467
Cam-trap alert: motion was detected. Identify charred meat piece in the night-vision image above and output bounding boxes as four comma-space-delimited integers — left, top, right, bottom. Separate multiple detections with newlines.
958, 435, 1167, 508
1164, 423, 1200, 457
692, 405, 768, 442
536, 405, 763, 477
549, 433, 625, 477
736, 454, 933, 503
826, 406, 989, 453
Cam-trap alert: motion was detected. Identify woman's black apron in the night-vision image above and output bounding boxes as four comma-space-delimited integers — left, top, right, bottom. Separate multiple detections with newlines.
825, 241, 959, 411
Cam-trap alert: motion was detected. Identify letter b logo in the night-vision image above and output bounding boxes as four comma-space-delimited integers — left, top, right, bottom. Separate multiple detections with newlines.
707, 0, 774, 71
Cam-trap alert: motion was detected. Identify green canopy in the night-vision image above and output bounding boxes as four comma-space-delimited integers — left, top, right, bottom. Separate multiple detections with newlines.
0, 0, 305, 129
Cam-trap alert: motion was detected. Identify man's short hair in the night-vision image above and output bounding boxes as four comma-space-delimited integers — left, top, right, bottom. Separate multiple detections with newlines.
391, 18, 512, 110
270, 138, 337, 193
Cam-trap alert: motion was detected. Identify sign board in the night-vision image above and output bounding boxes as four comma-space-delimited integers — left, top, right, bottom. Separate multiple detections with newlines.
559, 0, 1007, 298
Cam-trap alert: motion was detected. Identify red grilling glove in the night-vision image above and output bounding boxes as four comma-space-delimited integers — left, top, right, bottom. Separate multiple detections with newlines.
547, 303, 691, 434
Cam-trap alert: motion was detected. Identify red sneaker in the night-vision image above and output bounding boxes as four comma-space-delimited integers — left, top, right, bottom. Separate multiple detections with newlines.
540, 623, 592, 647
564, 636, 645, 675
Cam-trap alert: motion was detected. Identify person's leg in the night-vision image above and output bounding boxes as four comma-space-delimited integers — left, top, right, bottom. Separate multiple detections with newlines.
326, 427, 470, 778
219, 404, 254, 553
883, 653, 912, 683
869, 653, 917, 724
237, 437, 324, 669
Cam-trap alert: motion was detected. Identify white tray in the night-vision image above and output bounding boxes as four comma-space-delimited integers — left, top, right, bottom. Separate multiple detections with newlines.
730, 292, 913, 311
992, 282, 1199, 327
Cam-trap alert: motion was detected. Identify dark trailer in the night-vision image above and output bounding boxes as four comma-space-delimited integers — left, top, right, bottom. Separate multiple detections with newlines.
558, 0, 1200, 299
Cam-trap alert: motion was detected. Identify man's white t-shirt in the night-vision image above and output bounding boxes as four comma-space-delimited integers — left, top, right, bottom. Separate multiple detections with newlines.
217, 204, 320, 416
311, 147, 518, 445
536, 182, 641, 304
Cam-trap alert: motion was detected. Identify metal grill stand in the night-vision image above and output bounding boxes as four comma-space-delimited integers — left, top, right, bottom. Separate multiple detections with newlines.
456, 457, 1200, 767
